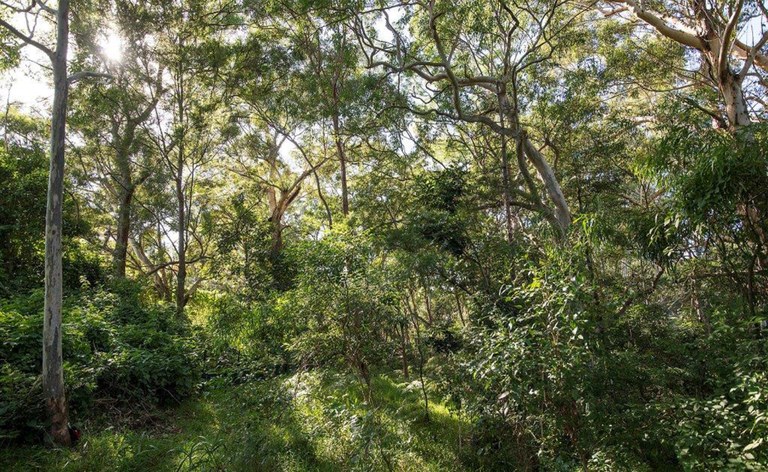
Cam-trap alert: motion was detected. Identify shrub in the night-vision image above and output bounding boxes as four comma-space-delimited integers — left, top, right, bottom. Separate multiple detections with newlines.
0, 283, 201, 444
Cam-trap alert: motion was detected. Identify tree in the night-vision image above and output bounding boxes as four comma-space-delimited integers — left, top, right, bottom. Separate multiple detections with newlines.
0, 0, 109, 446
71, 41, 164, 278
286, 8, 403, 221
353, 0, 578, 236
135, 0, 235, 316
601, 0, 768, 128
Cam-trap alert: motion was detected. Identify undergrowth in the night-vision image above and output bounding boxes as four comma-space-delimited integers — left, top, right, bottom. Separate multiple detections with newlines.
0, 371, 471, 471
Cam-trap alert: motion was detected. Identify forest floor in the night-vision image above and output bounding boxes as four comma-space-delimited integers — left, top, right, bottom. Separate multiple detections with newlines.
0, 372, 470, 471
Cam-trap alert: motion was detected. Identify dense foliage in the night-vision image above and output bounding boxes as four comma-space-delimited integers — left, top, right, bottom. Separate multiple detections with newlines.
1, 0, 767, 469
1, 284, 200, 443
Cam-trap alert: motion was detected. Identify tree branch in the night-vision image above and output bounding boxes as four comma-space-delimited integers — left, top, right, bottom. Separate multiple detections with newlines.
67, 71, 113, 84
718, 0, 743, 79
0, 17, 53, 58
608, 0, 703, 49
737, 32, 768, 78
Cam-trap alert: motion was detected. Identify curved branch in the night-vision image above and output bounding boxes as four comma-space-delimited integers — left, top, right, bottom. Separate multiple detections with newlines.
718, 0, 743, 79
607, 0, 703, 49
67, 71, 113, 84
0, 17, 53, 58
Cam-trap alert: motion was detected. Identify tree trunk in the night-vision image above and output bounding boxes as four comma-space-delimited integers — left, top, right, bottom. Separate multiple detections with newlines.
720, 71, 750, 128
42, 0, 71, 447
522, 136, 572, 235
268, 212, 284, 261
266, 149, 283, 261
332, 86, 349, 216
500, 93, 571, 236
113, 187, 133, 278
176, 172, 186, 317
694, 0, 751, 129
498, 91, 514, 242
399, 321, 409, 379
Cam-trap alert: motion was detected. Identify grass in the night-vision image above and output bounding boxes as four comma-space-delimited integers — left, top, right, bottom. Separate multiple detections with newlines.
0, 371, 473, 471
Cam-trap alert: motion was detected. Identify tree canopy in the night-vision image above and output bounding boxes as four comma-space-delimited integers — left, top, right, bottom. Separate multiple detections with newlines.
0, 0, 767, 469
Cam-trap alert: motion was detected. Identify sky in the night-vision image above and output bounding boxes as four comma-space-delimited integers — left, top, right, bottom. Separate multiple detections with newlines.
0, 19, 122, 115
0, 6, 764, 117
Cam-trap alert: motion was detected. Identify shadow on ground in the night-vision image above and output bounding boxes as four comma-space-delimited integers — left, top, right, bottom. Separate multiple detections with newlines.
0, 372, 472, 471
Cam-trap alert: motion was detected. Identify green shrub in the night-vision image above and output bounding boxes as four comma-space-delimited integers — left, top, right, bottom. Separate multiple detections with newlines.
0, 283, 201, 444
437, 230, 768, 470
0, 364, 43, 443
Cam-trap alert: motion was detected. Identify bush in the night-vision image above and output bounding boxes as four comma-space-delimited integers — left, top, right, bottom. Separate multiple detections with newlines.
280, 228, 401, 386
0, 131, 102, 296
437, 231, 768, 470
0, 283, 201, 444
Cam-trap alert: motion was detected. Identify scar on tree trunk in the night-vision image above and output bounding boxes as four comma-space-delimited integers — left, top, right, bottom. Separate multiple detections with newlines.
46, 396, 71, 446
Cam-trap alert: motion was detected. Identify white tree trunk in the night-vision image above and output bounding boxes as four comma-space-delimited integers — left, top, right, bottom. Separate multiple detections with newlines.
42, 0, 71, 447
720, 71, 751, 128
523, 136, 572, 235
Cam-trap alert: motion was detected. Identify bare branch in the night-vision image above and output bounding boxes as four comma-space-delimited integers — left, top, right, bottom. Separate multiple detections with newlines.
737, 31, 768, 79
67, 71, 113, 84
0, 17, 53, 57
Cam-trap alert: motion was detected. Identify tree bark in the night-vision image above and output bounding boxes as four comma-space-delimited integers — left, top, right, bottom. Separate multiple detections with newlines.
332, 85, 349, 216
42, 0, 71, 447
522, 136, 572, 234
176, 169, 186, 317
113, 186, 133, 278
108, 70, 162, 278
719, 69, 750, 128
333, 115, 349, 217
268, 212, 284, 261
267, 185, 301, 263
498, 90, 515, 242
499, 92, 572, 236
265, 145, 283, 261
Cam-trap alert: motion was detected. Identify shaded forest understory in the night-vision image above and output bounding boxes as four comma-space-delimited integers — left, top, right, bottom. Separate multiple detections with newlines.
2, 371, 470, 471
1, 0, 768, 470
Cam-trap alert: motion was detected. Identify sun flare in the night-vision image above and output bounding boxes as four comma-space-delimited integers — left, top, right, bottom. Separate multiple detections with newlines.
101, 31, 123, 62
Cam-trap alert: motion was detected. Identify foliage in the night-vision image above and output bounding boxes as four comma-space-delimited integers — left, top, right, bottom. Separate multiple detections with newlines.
0, 372, 470, 471
0, 283, 200, 444
0, 111, 101, 296
1, 0, 768, 468
281, 227, 402, 387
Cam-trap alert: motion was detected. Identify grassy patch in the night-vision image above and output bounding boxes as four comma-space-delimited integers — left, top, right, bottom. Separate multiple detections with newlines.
0, 371, 472, 471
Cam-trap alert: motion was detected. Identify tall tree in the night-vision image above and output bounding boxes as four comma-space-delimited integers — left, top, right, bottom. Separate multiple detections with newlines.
140, 0, 233, 316
71, 47, 164, 278
353, 0, 578, 236
601, 0, 768, 128
0, 0, 108, 446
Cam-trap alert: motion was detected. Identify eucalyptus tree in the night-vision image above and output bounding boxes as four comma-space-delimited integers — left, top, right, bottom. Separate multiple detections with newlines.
599, 0, 767, 128
0, 0, 110, 446
312, 24, 355, 217
281, 8, 405, 220
353, 0, 588, 237
70, 23, 165, 279
135, 0, 236, 316
597, 0, 768, 307
221, 15, 330, 265
228, 119, 328, 260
